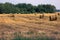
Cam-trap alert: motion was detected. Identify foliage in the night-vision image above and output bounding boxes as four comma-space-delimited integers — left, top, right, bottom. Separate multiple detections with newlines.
0, 2, 56, 14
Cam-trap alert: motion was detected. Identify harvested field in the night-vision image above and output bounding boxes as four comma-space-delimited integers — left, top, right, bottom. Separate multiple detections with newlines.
0, 13, 60, 40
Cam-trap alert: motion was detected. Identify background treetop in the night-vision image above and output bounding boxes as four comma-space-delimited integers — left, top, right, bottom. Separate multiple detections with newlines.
0, 2, 56, 14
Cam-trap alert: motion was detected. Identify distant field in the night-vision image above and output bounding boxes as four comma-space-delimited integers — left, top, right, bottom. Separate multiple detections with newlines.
0, 13, 60, 40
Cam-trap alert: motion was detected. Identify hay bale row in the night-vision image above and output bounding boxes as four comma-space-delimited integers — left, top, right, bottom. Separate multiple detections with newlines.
39, 14, 44, 19
58, 13, 60, 15
39, 13, 58, 21
49, 15, 57, 21
8, 14, 15, 17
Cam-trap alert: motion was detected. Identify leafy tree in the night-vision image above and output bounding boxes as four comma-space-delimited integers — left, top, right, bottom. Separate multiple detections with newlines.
0, 2, 56, 14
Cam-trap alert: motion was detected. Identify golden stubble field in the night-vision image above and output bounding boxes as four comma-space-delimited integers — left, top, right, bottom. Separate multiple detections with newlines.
0, 13, 60, 40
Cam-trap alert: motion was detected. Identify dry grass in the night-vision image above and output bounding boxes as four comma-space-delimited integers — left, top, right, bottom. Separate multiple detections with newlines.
0, 13, 60, 40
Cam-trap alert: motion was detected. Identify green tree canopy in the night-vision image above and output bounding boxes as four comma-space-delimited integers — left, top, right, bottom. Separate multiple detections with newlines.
0, 2, 56, 14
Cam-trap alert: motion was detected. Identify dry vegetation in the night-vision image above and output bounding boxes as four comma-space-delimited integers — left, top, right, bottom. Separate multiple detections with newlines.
0, 12, 60, 40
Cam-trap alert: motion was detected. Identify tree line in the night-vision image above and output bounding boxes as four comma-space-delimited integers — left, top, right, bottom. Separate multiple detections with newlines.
0, 2, 56, 14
